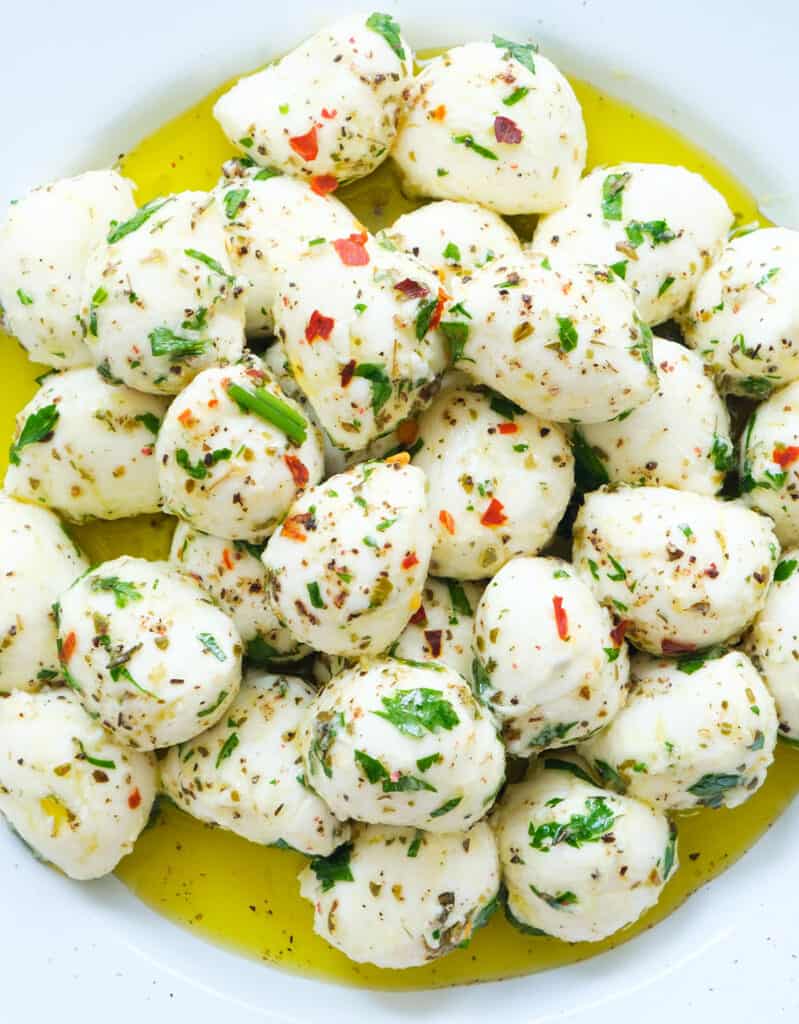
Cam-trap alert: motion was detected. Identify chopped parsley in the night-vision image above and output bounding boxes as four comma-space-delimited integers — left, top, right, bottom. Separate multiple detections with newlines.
775, 559, 798, 582
601, 172, 630, 221
687, 772, 740, 808
306, 581, 326, 609
492, 33, 538, 74
528, 796, 616, 851
175, 447, 231, 480
365, 11, 406, 59
309, 842, 354, 892
8, 404, 59, 465
223, 188, 249, 220
452, 133, 498, 161
374, 688, 459, 737
353, 362, 392, 414
107, 196, 174, 244
198, 633, 227, 661
556, 316, 578, 352
90, 576, 142, 609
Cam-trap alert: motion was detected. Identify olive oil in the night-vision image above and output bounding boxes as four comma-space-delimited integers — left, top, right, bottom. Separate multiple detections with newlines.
1, 51, 794, 991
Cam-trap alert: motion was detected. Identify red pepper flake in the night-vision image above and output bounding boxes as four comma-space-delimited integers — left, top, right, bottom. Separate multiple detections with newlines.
207, 397, 219, 408
284, 454, 309, 487
333, 231, 370, 267
141, 446, 153, 456
60, 630, 77, 663
431, 104, 447, 121
310, 174, 338, 196
289, 126, 319, 161
424, 629, 443, 657
281, 516, 308, 542
773, 445, 799, 468
177, 407, 195, 427
321, 107, 337, 119
552, 595, 569, 640
661, 638, 697, 655
409, 603, 427, 625
494, 115, 523, 144
480, 498, 507, 527
395, 278, 430, 299
704, 562, 720, 579
305, 309, 335, 342
128, 788, 142, 810
439, 510, 455, 535
610, 619, 630, 647
429, 288, 448, 331
498, 422, 519, 435
245, 366, 267, 383
402, 552, 419, 571
340, 359, 356, 387
222, 548, 234, 571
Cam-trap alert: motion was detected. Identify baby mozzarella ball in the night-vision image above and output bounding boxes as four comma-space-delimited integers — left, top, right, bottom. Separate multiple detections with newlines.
264, 459, 431, 657
214, 14, 413, 182
573, 487, 778, 655
393, 41, 586, 215
0, 170, 136, 368
460, 254, 658, 423
0, 689, 157, 879
393, 577, 484, 678
161, 671, 349, 854
578, 337, 733, 494
682, 227, 799, 397
299, 657, 505, 831
4, 368, 168, 521
474, 557, 629, 755
493, 759, 676, 942
0, 496, 87, 692
82, 190, 246, 394
299, 821, 500, 968
412, 387, 574, 579
580, 650, 777, 810
157, 359, 324, 543
534, 163, 733, 325
57, 556, 242, 750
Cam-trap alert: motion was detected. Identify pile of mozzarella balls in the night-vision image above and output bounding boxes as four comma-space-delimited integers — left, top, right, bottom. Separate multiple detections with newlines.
0, 13, 797, 971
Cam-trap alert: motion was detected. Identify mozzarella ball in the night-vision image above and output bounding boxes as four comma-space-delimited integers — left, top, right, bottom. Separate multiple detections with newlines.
157, 359, 324, 543
169, 524, 309, 662
214, 15, 412, 182
0, 170, 136, 368
299, 657, 505, 831
474, 557, 629, 755
578, 337, 732, 495
273, 234, 447, 450
493, 758, 675, 942
81, 190, 246, 394
161, 670, 348, 854
393, 42, 585, 215
298, 820, 500, 968
4, 368, 168, 521
459, 253, 658, 423
0, 689, 157, 879
263, 459, 432, 657
580, 650, 777, 810
573, 487, 778, 654
0, 496, 88, 693
393, 577, 484, 678
534, 164, 733, 325
57, 556, 242, 750
681, 227, 799, 397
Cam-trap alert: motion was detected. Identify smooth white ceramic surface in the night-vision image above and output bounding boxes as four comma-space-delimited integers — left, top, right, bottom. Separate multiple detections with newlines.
2, 0, 798, 1020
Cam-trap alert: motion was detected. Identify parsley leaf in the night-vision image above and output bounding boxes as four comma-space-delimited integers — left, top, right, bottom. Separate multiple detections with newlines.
149, 327, 208, 360
8, 404, 59, 465
90, 576, 143, 609
199, 633, 227, 661
492, 33, 538, 74
353, 362, 392, 414
365, 12, 406, 59
223, 188, 249, 220
571, 427, 610, 491
309, 842, 354, 892
687, 772, 740, 808
556, 316, 578, 352
373, 687, 459, 738
528, 796, 616, 851
775, 559, 798, 583
107, 196, 174, 244
601, 172, 630, 221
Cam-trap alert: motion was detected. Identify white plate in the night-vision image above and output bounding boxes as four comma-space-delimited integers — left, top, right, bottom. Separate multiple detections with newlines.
2, 1, 798, 1021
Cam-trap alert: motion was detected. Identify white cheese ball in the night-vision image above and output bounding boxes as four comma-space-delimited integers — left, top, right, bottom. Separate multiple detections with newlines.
493, 758, 675, 942
393, 577, 484, 679
214, 15, 413, 182
393, 41, 586, 216
474, 557, 629, 756
57, 556, 242, 750
161, 670, 348, 855
0, 689, 157, 879
573, 487, 778, 655
263, 459, 432, 657
157, 359, 324, 543
412, 387, 574, 579
533, 164, 733, 325
273, 234, 447, 450
460, 253, 658, 423
681, 227, 799, 397
81, 190, 246, 394
0, 170, 136, 368
578, 337, 732, 495
0, 496, 87, 693
298, 820, 500, 968
169, 524, 309, 663
580, 650, 777, 810
4, 368, 168, 522
299, 657, 505, 831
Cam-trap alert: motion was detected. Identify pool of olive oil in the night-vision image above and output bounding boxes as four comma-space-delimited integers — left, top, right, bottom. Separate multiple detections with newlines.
2, 52, 797, 991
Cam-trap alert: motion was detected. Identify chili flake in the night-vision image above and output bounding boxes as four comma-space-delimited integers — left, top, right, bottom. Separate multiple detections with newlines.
552, 595, 569, 640
402, 552, 420, 570
128, 788, 142, 810
61, 631, 77, 663
333, 231, 370, 266
480, 498, 507, 526
773, 445, 799, 468
494, 115, 523, 144
498, 422, 519, 435
395, 278, 430, 299
340, 359, 356, 387
310, 174, 339, 195
439, 510, 456, 535
305, 309, 335, 342
222, 548, 234, 571
289, 126, 319, 161
284, 454, 309, 487
610, 619, 630, 647
281, 516, 308, 542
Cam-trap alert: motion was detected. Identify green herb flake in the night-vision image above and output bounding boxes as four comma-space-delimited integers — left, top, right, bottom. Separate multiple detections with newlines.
429, 796, 463, 819
407, 831, 423, 858
609, 259, 628, 279
445, 579, 473, 620
107, 196, 174, 244
492, 33, 538, 74
452, 133, 498, 161
416, 752, 442, 772
365, 12, 406, 59
16, 288, 34, 305
353, 362, 392, 414
149, 327, 208, 360
310, 842, 355, 892
543, 757, 595, 785
307, 581, 326, 609
223, 188, 249, 220
90, 576, 143, 609
601, 172, 630, 221
556, 316, 578, 353
440, 320, 471, 363
775, 559, 798, 582
571, 427, 609, 491
198, 689, 229, 718
175, 447, 231, 480
135, 412, 161, 436
530, 885, 578, 909
657, 275, 676, 298
710, 433, 735, 473
184, 247, 233, 280
199, 633, 227, 661
442, 241, 462, 263
77, 740, 116, 771
593, 759, 627, 793
215, 732, 239, 768
8, 404, 60, 465
415, 297, 439, 340
227, 382, 307, 444
529, 796, 616, 851
503, 85, 530, 106
687, 772, 740, 808
374, 687, 459, 737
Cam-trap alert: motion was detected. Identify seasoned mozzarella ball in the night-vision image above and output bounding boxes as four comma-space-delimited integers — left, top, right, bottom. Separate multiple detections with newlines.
413, 387, 573, 579
474, 558, 629, 755
157, 360, 324, 542
494, 759, 675, 942
299, 657, 505, 831
682, 227, 799, 397
169, 524, 309, 662
534, 164, 733, 325
82, 190, 246, 394
0, 689, 157, 879
264, 459, 431, 657
299, 821, 500, 968
0, 170, 136, 368
393, 577, 484, 678
4, 368, 167, 521
57, 556, 242, 750
273, 234, 447, 450
214, 15, 412, 182
578, 338, 732, 495
0, 496, 87, 692
573, 487, 778, 654
460, 254, 657, 423
161, 671, 348, 854
580, 651, 777, 810
393, 41, 585, 215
